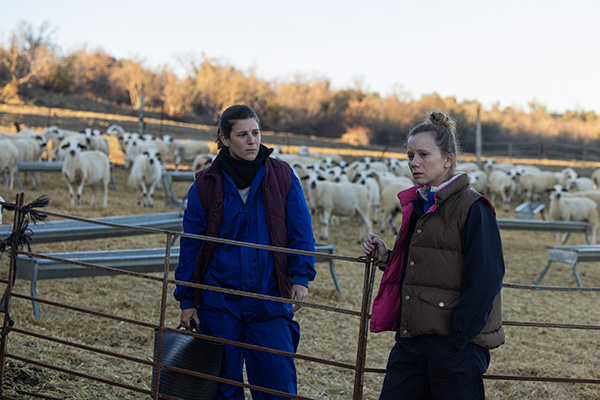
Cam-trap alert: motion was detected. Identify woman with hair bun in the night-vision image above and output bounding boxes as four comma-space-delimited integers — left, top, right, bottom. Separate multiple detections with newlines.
363, 109, 505, 399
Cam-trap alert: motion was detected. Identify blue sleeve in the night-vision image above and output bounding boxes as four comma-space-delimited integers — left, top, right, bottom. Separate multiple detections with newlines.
173, 181, 207, 309
448, 199, 505, 350
286, 170, 316, 287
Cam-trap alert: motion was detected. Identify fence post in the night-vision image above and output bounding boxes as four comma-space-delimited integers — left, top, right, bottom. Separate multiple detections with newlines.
353, 257, 377, 399
0, 193, 26, 389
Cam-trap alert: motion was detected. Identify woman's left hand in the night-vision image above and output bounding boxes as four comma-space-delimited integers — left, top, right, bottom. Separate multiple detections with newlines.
291, 284, 308, 313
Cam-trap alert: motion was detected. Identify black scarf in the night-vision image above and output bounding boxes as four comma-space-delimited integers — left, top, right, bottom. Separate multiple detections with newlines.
218, 146, 265, 189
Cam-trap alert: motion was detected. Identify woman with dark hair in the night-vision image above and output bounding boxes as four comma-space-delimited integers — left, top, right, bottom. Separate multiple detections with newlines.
175, 104, 316, 399
363, 109, 505, 399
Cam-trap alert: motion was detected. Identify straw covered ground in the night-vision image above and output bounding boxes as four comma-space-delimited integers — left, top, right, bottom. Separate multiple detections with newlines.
1, 151, 599, 399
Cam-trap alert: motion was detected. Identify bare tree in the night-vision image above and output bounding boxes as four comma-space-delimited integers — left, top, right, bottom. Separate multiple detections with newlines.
0, 20, 56, 100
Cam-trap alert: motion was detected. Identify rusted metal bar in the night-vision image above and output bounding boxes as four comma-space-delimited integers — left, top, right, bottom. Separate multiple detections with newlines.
6, 353, 153, 396
503, 282, 600, 292
0, 193, 24, 390
166, 327, 357, 371
161, 364, 316, 400
483, 374, 600, 384
9, 327, 153, 366
353, 255, 377, 400
152, 233, 175, 399
170, 278, 362, 316
10, 293, 157, 329
502, 320, 600, 330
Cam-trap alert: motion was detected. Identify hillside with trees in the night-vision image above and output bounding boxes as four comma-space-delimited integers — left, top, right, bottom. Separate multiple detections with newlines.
2, 21, 600, 156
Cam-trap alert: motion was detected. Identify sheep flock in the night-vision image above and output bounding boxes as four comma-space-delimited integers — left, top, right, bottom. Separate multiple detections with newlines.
2, 124, 600, 245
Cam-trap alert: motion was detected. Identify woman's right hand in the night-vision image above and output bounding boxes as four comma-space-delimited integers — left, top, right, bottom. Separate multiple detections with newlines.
363, 233, 388, 262
180, 308, 200, 330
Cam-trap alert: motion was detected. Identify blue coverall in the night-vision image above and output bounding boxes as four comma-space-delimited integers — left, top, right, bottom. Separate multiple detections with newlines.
174, 164, 316, 400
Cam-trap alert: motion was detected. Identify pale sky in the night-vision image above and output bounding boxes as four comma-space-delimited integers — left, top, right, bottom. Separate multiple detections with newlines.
2, 0, 599, 114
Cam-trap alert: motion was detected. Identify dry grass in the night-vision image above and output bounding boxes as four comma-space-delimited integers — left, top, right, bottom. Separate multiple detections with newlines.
1, 147, 599, 399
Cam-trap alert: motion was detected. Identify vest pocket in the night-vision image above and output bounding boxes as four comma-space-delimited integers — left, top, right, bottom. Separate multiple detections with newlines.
418, 289, 460, 310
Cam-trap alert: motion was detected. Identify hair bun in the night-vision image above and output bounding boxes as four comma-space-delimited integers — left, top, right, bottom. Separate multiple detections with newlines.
426, 109, 456, 135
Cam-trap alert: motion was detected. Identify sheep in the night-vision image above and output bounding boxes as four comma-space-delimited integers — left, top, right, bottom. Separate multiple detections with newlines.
456, 162, 482, 174
308, 177, 372, 243
43, 126, 80, 161
106, 124, 128, 153
142, 135, 171, 162
514, 170, 558, 202
83, 128, 110, 156
192, 154, 216, 174
549, 185, 598, 244
61, 138, 111, 207
127, 147, 164, 207
468, 169, 488, 194
0, 140, 19, 189
379, 178, 415, 234
565, 177, 595, 192
55, 134, 91, 161
322, 166, 349, 183
163, 136, 210, 170
557, 167, 578, 188
7, 136, 47, 187
388, 159, 413, 180
352, 170, 381, 221
297, 146, 344, 164
591, 168, 600, 189
124, 136, 156, 168
488, 170, 516, 212
484, 158, 514, 175
290, 161, 318, 207
561, 190, 600, 216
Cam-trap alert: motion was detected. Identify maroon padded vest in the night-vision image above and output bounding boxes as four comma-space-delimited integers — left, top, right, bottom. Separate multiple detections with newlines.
193, 147, 292, 307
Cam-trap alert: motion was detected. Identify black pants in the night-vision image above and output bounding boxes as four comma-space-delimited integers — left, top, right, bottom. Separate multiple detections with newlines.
379, 334, 491, 400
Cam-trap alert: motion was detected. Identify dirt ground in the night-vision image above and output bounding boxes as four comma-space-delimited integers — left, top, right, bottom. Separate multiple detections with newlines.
0, 149, 599, 399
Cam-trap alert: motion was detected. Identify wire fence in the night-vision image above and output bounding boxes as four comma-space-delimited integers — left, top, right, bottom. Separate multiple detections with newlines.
0, 194, 599, 399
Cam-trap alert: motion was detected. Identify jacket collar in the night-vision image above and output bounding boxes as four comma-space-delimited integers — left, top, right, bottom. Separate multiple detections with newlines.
398, 174, 469, 209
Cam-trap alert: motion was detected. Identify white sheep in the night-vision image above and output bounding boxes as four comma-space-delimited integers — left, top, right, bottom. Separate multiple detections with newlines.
0, 140, 19, 189
192, 154, 216, 174
7, 136, 47, 188
468, 169, 488, 194
61, 138, 111, 207
124, 136, 158, 168
43, 126, 80, 161
127, 147, 164, 207
514, 170, 558, 202
352, 170, 381, 221
106, 124, 128, 153
565, 177, 595, 192
388, 159, 413, 180
308, 177, 372, 243
456, 162, 482, 174
142, 135, 171, 162
591, 168, 600, 189
488, 170, 516, 212
549, 185, 598, 244
484, 158, 514, 175
163, 136, 210, 170
557, 167, 578, 188
83, 128, 110, 156
562, 190, 600, 216
379, 178, 415, 234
